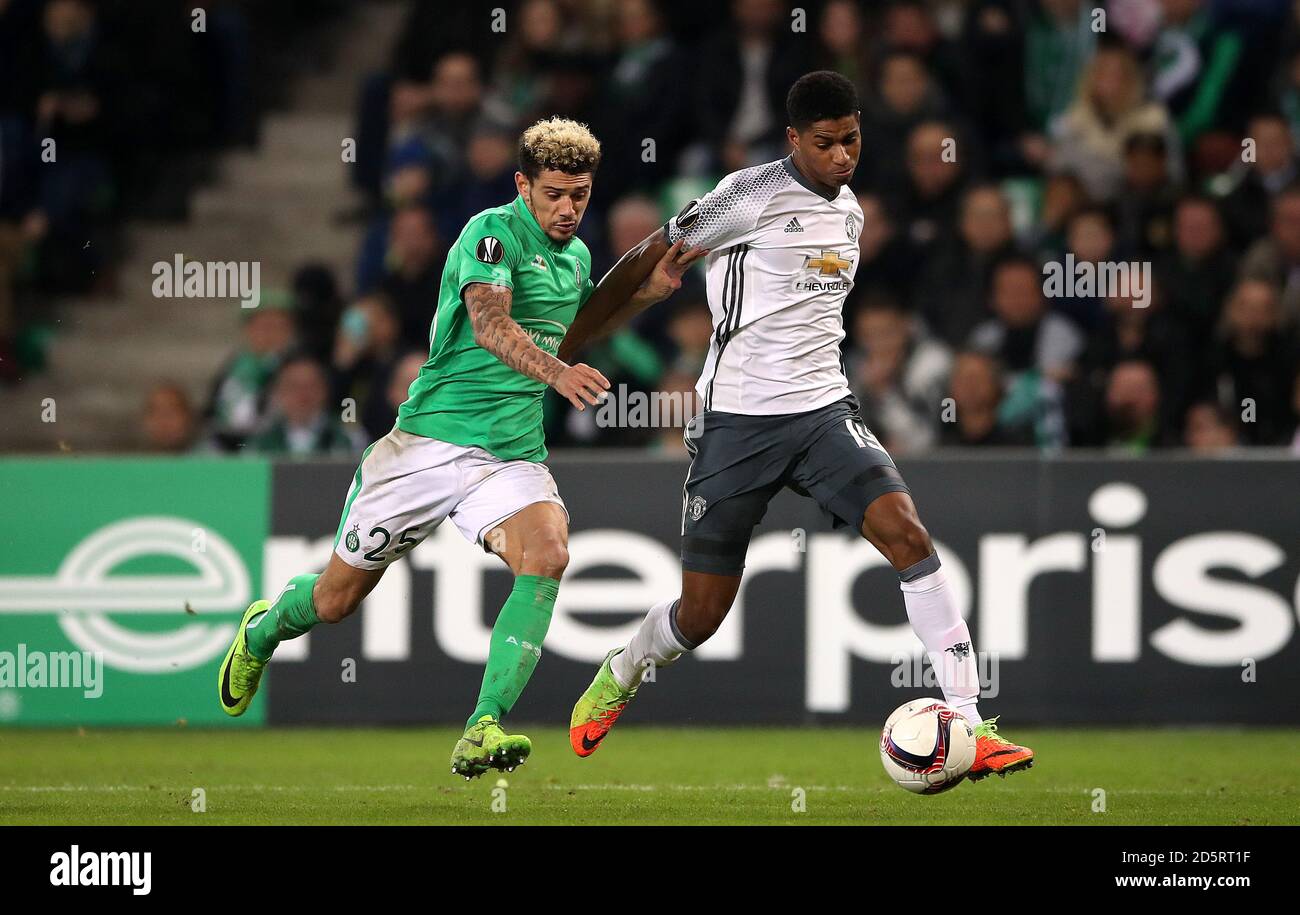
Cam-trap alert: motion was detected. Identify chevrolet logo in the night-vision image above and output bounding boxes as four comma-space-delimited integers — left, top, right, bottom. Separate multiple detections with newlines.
804, 250, 852, 275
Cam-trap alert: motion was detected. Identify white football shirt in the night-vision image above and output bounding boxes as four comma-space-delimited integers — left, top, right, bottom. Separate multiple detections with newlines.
667, 156, 862, 415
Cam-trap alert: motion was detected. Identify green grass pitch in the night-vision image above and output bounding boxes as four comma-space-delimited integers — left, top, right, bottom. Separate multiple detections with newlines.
2, 726, 1298, 825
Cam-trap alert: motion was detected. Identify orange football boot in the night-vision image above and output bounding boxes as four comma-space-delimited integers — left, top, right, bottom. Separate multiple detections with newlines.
968, 717, 1035, 780
569, 649, 638, 757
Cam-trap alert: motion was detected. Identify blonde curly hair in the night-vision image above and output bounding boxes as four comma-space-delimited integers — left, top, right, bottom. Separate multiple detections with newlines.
518, 117, 602, 179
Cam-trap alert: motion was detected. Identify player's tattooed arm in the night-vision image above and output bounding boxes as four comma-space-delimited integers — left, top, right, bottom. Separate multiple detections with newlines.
558, 229, 707, 363
464, 282, 610, 411
465, 282, 562, 384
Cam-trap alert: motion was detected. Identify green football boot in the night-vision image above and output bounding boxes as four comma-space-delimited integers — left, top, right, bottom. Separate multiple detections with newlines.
569, 648, 638, 757
450, 716, 532, 780
217, 600, 270, 717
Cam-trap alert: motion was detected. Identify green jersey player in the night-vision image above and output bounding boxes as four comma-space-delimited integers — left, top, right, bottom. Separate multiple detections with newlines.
217, 117, 705, 778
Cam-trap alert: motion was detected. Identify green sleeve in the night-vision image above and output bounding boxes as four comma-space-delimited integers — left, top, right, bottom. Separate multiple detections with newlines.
456, 213, 524, 293
577, 245, 596, 306
1177, 32, 1243, 144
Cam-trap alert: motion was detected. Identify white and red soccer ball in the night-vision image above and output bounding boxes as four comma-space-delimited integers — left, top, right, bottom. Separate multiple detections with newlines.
879, 699, 976, 794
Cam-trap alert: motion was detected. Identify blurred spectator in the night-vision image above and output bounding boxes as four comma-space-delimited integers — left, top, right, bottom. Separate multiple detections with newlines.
356, 146, 436, 294
388, 1, 483, 89
970, 256, 1081, 446
857, 51, 956, 193
1184, 400, 1240, 452
140, 382, 197, 454
887, 120, 967, 260
292, 264, 345, 365
602, 194, 664, 278
331, 293, 408, 441
1049, 42, 1176, 202
813, 0, 871, 99
1115, 131, 1179, 257
434, 119, 518, 243
488, 0, 569, 121
1105, 0, 1162, 51
376, 205, 444, 347
847, 295, 952, 453
1031, 171, 1089, 258
203, 296, 297, 451
1102, 359, 1169, 451
876, 1, 966, 104
914, 184, 1019, 346
1239, 184, 1300, 327
956, 0, 1073, 176
937, 349, 1032, 446
1157, 194, 1235, 354
1053, 205, 1118, 330
393, 51, 489, 194
1149, 0, 1243, 147
250, 353, 365, 457
694, 0, 810, 172
970, 256, 1083, 382
1023, 0, 1099, 136
1206, 279, 1296, 444
15, 0, 120, 292
1219, 112, 1296, 246
664, 297, 713, 378
1068, 285, 1192, 446
593, 0, 691, 200
853, 191, 915, 303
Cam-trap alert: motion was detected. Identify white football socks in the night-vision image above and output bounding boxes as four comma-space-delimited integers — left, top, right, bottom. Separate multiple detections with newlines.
900, 560, 982, 727
610, 597, 694, 690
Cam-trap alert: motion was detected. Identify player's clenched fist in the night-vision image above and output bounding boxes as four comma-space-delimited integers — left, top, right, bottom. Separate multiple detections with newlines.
552, 363, 610, 411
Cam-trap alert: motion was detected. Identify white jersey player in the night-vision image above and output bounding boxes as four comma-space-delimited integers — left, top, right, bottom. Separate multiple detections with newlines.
567, 71, 1035, 781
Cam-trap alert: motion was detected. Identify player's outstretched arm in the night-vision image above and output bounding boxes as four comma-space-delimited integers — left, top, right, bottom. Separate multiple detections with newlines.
558, 230, 706, 363
464, 282, 610, 411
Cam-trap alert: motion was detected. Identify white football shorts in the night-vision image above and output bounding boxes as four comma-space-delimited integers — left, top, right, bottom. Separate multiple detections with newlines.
332, 427, 567, 569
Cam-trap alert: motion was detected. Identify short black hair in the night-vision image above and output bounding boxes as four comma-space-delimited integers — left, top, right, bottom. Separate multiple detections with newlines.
786, 71, 859, 131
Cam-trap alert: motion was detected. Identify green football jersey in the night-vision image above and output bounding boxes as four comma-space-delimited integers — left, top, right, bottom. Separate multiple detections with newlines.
396, 195, 595, 462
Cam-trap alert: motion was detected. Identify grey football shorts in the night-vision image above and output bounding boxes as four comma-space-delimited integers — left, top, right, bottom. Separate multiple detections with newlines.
680, 396, 911, 576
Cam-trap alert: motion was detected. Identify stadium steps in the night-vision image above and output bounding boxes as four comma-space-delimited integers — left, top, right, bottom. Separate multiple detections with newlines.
0, 1, 405, 453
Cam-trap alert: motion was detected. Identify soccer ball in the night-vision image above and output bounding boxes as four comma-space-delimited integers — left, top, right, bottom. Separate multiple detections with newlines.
879, 699, 976, 795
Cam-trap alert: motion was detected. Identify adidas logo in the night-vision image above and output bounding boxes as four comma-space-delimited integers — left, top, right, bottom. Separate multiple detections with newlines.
783, 217, 804, 233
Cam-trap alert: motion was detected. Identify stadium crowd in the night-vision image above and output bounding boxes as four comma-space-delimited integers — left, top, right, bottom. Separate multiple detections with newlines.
0, 0, 349, 385
93, 1, 1300, 454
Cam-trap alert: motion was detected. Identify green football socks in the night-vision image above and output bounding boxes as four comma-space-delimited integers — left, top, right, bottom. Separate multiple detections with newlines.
467, 575, 559, 729
246, 573, 322, 661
